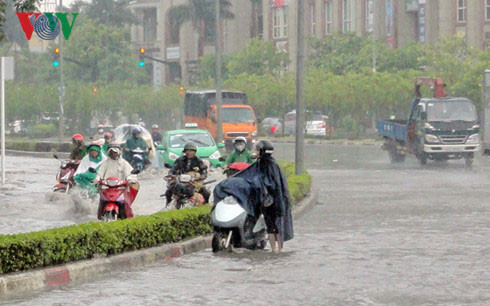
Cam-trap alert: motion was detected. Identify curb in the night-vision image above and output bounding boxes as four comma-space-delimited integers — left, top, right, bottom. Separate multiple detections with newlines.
5, 150, 69, 159
0, 191, 318, 299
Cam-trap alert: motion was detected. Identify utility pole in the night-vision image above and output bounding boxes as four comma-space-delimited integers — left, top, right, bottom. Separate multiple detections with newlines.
215, 0, 223, 144
371, 0, 376, 72
295, 0, 305, 175
58, 0, 65, 140
1, 57, 5, 184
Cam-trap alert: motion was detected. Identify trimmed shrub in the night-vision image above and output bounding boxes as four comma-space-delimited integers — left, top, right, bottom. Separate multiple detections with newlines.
0, 163, 311, 274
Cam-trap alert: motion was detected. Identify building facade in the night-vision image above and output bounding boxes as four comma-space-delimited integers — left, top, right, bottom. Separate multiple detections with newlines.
130, 0, 260, 87
262, 0, 490, 70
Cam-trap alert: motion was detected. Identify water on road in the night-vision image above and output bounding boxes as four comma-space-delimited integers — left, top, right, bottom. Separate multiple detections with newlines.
2, 143, 490, 305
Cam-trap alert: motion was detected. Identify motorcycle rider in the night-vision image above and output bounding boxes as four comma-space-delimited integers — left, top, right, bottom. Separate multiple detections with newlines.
225, 137, 253, 166
73, 142, 107, 193
151, 124, 162, 143
93, 124, 105, 141
95, 143, 138, 220
165, 142, 210, 205
70, 134, 87, 161
123, 127, 150, 166
102, 132, 112, 154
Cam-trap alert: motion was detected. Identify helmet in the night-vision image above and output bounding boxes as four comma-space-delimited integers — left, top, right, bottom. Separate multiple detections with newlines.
97, 124, 104, 129
233, 137, 247, 144
152, 124, 159, 129
107, 142, 121, 156
183, 142, 197, 152
132, 127, 141, 134
255, 140, 274, 156
87, 141, 101, 151
72, 134, 84, 141
104, 132, 112, 139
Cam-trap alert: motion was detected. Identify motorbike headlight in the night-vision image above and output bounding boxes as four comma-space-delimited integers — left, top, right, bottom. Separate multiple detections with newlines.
252, 131, 257, 137
210, 150, 221, 160
467, 134, 480, 144
169, 152, 179, 161
425, 134, 440, 143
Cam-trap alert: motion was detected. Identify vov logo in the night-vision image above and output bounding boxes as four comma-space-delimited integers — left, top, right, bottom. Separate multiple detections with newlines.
16, 12, 79, 41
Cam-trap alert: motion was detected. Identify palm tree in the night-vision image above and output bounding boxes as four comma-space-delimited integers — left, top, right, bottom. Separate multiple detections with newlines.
168, 0, 234, 56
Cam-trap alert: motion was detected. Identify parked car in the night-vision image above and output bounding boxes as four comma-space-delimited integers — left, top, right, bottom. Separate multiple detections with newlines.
156, 128, 225, 168
283, 110, 296, 136
305, 114, 333, 137
261, 117, 283, 136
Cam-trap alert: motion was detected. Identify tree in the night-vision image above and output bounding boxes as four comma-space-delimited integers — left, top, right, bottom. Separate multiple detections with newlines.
70, 0, 138, 26
62, 16, 149, 84
227, 38, 289, 76
167, 0, 234, 56
0, 0, 38, 46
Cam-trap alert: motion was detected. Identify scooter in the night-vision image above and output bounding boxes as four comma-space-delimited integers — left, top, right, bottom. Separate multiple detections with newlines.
224, 162, 250, 177
130, 147, 146, 172
211, 196, 267, 253
53, 154, 80, 193
98, 172, 139, 221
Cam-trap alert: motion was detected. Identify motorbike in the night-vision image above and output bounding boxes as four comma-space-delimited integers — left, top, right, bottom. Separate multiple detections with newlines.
164, 173, 216, 210
53, 154, 80, 193
211, 196, 267, 253
130, 147, 146, 172
224, 162, 250, 177
98, 171, 139, 222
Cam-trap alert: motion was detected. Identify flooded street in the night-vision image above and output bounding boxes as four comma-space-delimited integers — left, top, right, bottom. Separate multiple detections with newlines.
3, 143, 490, 305
0, 154, 224, 235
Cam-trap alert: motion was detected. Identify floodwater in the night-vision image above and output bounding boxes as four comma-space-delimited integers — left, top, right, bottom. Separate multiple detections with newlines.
2, 143, 490, 305
0, 155, 224, 235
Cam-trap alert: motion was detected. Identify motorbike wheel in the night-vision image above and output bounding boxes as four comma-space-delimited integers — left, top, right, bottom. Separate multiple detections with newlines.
212, 231, 225, 253
102, 211, 117, 222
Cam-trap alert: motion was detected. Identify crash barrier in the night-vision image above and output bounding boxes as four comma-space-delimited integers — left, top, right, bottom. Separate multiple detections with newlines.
5, 140, 70, 152
0, 162, 311, 275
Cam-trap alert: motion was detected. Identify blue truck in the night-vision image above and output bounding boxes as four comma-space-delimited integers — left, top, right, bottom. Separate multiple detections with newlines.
377, 78, 480, 166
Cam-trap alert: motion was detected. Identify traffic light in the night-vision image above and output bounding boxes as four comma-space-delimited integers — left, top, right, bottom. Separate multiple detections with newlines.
92, 87, 97, 96
53, 47, 60, 67
179, 86, 185, 96
139, 48, 145, 67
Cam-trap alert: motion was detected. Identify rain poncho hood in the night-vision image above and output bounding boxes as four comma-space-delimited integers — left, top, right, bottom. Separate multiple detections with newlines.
88, 145, 103, 163
213, 154, 294, 241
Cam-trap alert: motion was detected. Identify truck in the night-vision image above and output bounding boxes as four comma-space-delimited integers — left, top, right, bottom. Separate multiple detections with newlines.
184, 90, 258, 151
377, 77, 480, 166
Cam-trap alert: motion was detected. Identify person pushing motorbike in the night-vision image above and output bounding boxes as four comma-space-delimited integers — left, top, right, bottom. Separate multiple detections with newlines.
70, 134, 87, 161
95, 143, 138, 220
164, 142, 210, 205
225, 137, 253, 166
123, 127, 150, 167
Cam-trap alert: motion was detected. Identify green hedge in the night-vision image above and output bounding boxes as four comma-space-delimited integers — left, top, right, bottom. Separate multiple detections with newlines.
5, 140, 70, 152
0, 163, 311, 274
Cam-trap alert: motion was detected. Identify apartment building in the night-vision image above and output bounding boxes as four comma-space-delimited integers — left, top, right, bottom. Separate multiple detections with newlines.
262, 0, 490, 70
130, 0, 260, 87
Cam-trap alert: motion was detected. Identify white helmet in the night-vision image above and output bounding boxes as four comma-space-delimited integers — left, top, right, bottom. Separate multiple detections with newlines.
233, 137, 247, 144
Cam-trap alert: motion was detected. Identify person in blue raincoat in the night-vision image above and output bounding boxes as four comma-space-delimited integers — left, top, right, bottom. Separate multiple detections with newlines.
214, 140, 293, 252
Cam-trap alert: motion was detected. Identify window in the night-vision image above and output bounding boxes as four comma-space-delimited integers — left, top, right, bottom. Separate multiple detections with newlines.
342, 0, 354, 33
366, 0, 373, 32
486, 0, 490, 21
273, 6, 288, 38
457, 0, 466, 22
325, 1, 333, 34
143, 8, 157, 42
310, 1, 316, 35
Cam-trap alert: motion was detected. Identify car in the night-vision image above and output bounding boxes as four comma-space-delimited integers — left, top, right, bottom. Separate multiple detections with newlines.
260, 117, 283, 136
305, 114, 333, 138
156, 128, 225, 168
